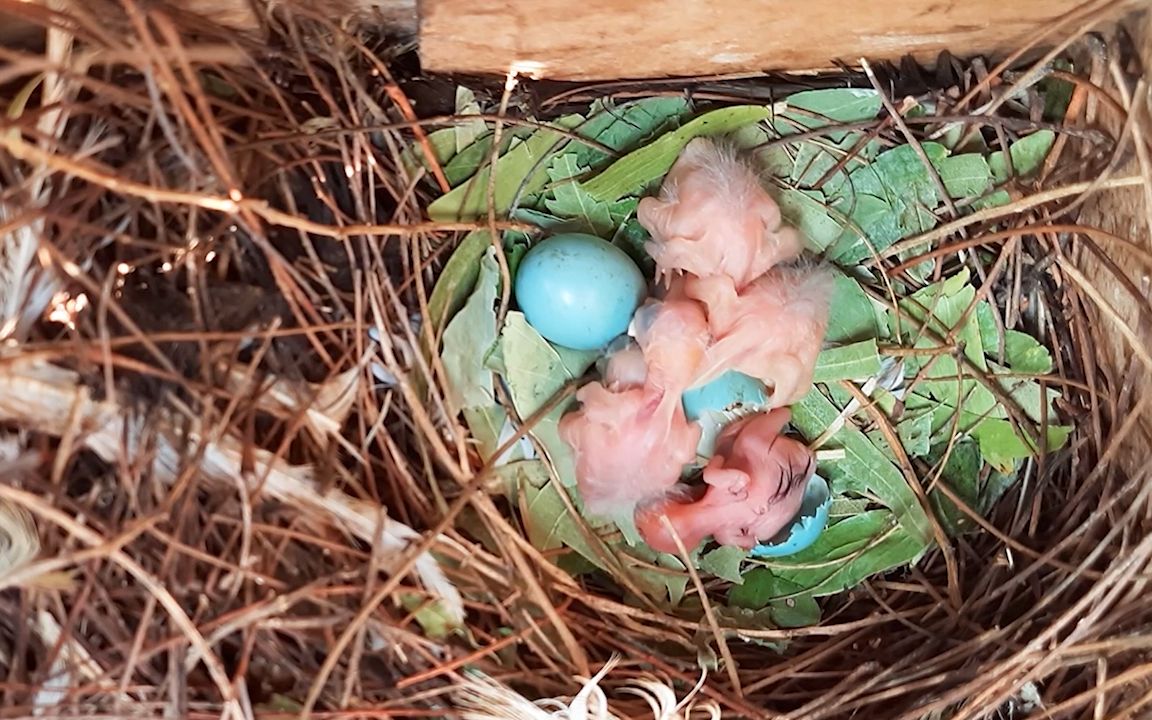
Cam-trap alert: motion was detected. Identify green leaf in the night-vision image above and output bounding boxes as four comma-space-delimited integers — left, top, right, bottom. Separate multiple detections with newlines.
500, 312, 576, 416
399, 594, 462, 640
823, 271, 882, 344
746, 511, 925, 600
791, 136, 876, 188
1041, 64, 1077, 122
556, 552, 601, 576
699, 546, 747, 584
776, 188, 844, 252
582, 104, 775, 203
1001, 332, 1054, 374
453, 86, 488, 154
621, 543, 692, 606
937, 153, 993, 199
971, 420, 1073, 472
199, 72, 239, 100
771, 89, 882, 189
896, 412, 933, 458
512, 207, 570, 230
782, 88, 882, 128
521, 473, 598, 553
728, 567, 776, 610
511, 461, 690, 605
829, 497, 871, 517
913, 327, 1062, 450
925, 439, 984, 533
979, 465, 1022, 517
258, 695, 305, 714
565, 96, 693, 171
989, 130, 1055, 182
833, 142, 948, 208
769, 596, 822, 628
400, 126, 458, 178
827, 143, 952, 262
791, 390, 934, 547
813, 339, 882, 383
427, 230, 494, 333
990, 361, 1061, 423
896, 268, 986, 370
612, 218, 657, 279
428, 114, 584, 221
544, 154, 616, 236
497, 313, 597, 487
554, 343, 600, 379
512, 461, 617, 566
440, 247, 501, 411
543, 150, 585, 182
442, 131, 530, 187
505, 241, 528, 282
976, 302, 1003, 358
462, 405, 506, 461
828, 193, 905, 264
694, 628, 720, 671
607, 197, 639, 224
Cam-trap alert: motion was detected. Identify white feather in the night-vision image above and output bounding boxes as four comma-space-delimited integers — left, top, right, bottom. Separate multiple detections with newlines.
453, 655, 721, 720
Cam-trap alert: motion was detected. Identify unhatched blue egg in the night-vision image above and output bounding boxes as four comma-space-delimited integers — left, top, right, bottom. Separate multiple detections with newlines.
681, 370, 770, 421
514, 233, 647, 351
749, 474, 832, 558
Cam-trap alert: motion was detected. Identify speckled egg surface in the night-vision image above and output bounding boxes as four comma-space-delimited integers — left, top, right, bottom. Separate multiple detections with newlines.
681, 370, 770, 421
513, 233, 647, 351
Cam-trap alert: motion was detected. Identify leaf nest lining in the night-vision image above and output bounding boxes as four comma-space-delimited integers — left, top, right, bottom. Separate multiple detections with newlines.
433, 86, 1073, 610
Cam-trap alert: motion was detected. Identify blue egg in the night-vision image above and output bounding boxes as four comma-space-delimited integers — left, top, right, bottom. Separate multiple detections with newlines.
513, 233, 647, 351
681, 370, 770, 421
749, 475, 832, 558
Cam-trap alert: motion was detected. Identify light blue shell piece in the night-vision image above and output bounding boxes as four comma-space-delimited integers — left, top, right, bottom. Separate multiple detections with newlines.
750, 474, 833, 558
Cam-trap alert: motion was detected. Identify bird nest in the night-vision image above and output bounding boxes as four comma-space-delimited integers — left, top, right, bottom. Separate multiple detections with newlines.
1, 2, 1151, 719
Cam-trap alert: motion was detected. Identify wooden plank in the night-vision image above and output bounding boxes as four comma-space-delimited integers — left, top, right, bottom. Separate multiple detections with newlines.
420, 0, 1113, 80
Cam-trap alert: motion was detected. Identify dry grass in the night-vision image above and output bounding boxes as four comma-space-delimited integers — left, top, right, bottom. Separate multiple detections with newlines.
0, 1, 1151, 719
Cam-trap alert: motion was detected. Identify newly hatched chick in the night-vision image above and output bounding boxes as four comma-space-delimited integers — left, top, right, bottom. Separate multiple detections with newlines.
601, 342, 648, 390
637, 137, 804, 289
559, 381, 701, 519
686, 261, 834, 408
631, 297, 711, 396
634, 408, 815, 554
561, 298, 709, 518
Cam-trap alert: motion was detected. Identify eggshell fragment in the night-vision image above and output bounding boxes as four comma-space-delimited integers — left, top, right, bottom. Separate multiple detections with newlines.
750, 474, 833, 558
681, 370, 769, 421
683, 370, 772, 457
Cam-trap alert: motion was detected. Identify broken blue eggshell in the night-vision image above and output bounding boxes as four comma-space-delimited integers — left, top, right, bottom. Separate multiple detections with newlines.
681, 370, 770, 420
513, 232, 647, 351
682, 370, 771, 457
750, 474, 832, 558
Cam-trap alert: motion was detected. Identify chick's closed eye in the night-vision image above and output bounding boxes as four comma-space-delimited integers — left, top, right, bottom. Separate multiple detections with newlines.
634, 409, 816, 554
